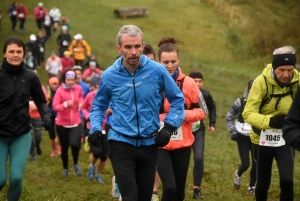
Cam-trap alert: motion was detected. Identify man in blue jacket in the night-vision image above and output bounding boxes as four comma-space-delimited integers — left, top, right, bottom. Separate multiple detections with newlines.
89, 24, 185, 201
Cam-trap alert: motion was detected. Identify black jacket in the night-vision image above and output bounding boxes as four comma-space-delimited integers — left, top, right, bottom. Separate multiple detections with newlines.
56, 33, 71, 48
0, 59, 49, 137
199, 88, 217, 131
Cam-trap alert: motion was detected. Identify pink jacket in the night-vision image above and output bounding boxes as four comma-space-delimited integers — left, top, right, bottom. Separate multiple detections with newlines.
33, 7, 47, 19
61, 57, 75, 73
82, 90, 107, 131
82, 90, 96, 129
53, 84, 83, 126
82, 68, 101, 79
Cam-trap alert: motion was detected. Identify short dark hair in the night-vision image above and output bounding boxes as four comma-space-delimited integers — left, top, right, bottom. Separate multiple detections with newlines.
3, 36, 26, 55
60, 68, 77, 83
143, 44, 156, 59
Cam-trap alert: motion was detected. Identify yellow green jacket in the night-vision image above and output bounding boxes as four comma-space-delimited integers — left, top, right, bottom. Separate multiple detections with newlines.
242, 64, 300, 144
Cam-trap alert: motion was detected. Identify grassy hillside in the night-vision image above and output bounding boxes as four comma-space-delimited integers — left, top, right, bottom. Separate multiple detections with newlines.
1, 0, 300, 200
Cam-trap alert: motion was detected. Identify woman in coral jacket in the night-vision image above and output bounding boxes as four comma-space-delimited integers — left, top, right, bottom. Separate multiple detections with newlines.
52, 70, 83, 177
157, 37, 206, 201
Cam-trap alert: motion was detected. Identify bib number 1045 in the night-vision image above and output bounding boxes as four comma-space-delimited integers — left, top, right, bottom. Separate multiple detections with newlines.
265, 135, 280, 141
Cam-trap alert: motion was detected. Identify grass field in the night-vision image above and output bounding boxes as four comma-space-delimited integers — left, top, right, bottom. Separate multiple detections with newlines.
1, 0, 300, 200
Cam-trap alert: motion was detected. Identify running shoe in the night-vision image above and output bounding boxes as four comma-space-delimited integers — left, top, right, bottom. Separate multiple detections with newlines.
112, 176, 120, 198
152, 193, 159, 201
50, 151, 56, 157
36, 146, 42, 155
234, 170, 242, 190
248, 186, 255, 195
63, 169, 69, 177
73, 164, 82, 176
31, 156, 36, 162
95, 174, 104, 183
193, 188, 204, 199
87, 164, 95, 180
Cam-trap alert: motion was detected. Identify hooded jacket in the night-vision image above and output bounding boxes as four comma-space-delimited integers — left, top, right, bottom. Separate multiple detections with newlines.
89, 55, 185, 147
242, 64, 300, 144
0, 59, 49, 137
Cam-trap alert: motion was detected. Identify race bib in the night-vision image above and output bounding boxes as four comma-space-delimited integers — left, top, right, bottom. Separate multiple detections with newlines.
12, 11, 17, 15
192, 121, 201, 132
259, 129, 285, 147
159, 122, 183, 141
40, 47, 44, 52
45, 20, 50, 26
39, 10, 43, 14
18, 13, 24, 18
62, 40, 69, 46
28, 61, 33, 68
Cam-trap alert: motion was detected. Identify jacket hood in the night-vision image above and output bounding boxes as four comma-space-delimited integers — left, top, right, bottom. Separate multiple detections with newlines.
114, 55, 150, 72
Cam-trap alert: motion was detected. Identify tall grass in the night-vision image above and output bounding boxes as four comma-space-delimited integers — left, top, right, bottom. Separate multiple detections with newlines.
0, 0, 300, 200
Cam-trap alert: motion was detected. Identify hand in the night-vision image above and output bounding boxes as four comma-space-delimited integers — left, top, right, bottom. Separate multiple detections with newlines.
155, 123, 175, 147
231, 133, 239, 141
67, 100, 74, 107
88, 130, 102, 147
208, 126, 216, 133
105, 108, 113, 114
269, 115, 286, 129
78, 103, 82, 110
42, 114, 51, 131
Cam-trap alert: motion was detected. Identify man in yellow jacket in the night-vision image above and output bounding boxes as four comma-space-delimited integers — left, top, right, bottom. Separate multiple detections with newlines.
242, 46, 299, 201
68, 34, 91, 67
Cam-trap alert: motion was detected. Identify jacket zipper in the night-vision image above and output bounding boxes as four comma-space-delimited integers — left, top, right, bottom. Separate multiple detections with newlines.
13, 76, 17, 133
132, 75, 141, 147
70, 88, 74, 125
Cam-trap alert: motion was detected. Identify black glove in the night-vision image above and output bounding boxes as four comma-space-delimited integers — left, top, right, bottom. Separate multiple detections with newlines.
42, 114, 51, 131
88, 130, 102, 147
155, 123, 175, 147
269, 115, 286, 129
231, 133, 239, 141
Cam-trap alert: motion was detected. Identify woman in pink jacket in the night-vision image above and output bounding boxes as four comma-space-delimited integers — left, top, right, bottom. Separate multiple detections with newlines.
82, 76, 109, 183
33, 2, 47, 30
53, 70, 83, 177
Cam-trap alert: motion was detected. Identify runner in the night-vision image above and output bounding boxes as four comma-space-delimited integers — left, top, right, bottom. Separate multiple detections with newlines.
43, 11, 52, 41
188, 71, 217, 199
243, 46, 299, 201
36, 30, 47, 66
89, 25, 185, 201
8, 2, 18, 32
23, 51, 38, 73
0, 36, 51, 201
156, 36, 206, 201
226, 79, 256, 194
25, 34, 39, 66
82, 61, 102, 82
56, 25, 71, 57
69, 34, 91, 67
52, 70, 83, 177
82, 76, 108, 183
45, 50, 62, 78
49, 6, 61, 34
16, 2, 28, 34
61, 51, 75, 73
46, 77, 61, 157
83, 53, 102, 70
33, 2, 47, 30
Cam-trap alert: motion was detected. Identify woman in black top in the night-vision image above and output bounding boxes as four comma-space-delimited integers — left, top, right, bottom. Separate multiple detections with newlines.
0, 36, 51, 201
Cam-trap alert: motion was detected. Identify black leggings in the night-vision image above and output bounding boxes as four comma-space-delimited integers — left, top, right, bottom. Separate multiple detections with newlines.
36, 18, 44, 29
10, 16, 17, 31
236, 134, 256, 187
56, 124, 82, 169
254, 144, 294, 201
157, 147, 191, 201
47, 116, 56, 140
192, 129, 205, 186
19, 18, 25, 30
75, 59, 84, 67
108, 140, 157, 201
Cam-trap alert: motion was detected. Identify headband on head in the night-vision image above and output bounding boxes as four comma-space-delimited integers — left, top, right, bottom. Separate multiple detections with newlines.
272, 54, 296, 70
65, 71, 76, 79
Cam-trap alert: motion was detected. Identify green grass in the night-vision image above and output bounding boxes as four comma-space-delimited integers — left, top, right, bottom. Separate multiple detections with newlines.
1, 0, 300, 200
